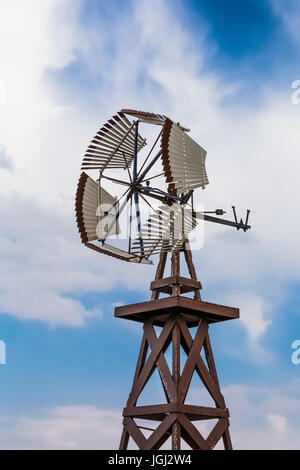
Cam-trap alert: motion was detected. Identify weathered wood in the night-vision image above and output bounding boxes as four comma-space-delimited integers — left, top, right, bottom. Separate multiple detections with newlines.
172, 422, 181, 450
178, 320, 208, 402
123, 403, 228, 419
172, 323, 181, 449
206, 418, 229, 450
151, 275, 201, 292
177, 413, 209, 450
151, 250, 167, 299
177, 316, 225, 407
172, 323, 181, 388
115, 295, 239, 324
178, 403, 229, 420
123, 417, 147, 449
145, 414, 177, 450
183, 242, 201, 300
133, 331, 148, 383
222, 428, 233, 450
171, 251, 181, 296
119, 244, 233, 450
119, 428, 130, 450
127, 318, 174, 406
144, 320, 177, 403
203, 330, 220, 389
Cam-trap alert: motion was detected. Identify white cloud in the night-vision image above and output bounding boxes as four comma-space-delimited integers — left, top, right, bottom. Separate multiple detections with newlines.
0, 192, 155, 326
226, 383, 300, 449
0, 381, 299, 449
232, 295, 271, 341
270, 0, 300, 42
0, 406, 122, 450
0, 0, 299, 334
0, 144, 12, 170
267, 413, 288, 433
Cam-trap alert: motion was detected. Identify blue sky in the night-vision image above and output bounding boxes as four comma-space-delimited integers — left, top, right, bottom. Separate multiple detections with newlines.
0, 0, 300, 449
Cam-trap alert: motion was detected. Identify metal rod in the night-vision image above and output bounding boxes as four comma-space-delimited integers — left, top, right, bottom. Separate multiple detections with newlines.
133, 121, 139, 180
128, 193, 133, 253
193, 211, 251, 231
135, 149, 162, 184
100, 174, 131, 187
137, 424, 172, 436
101, 189, 133, 242
138, 192, 156, 212
111, 186, 131, 211
232, 206, 238, 224
134, 191, 144, 255
141, 172, 164, 183
122, 151, 132, 184
245, 209, 250, 226
137, 128, 163, 179
136, 184, 181, 201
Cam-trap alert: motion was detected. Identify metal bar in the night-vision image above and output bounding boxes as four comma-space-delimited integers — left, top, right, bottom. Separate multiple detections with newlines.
141, 172, 164, 183
172, 320, 181, 451
138, 192, 156, 212
171, 251, 181, 296
122, 151, 133, 183
133, 121, 139, 180
101, 188, 132, 242
138, 189, 168, 204
135, 149, 162, 184
128, 193, 133, 253
193, 212, 251, 231
137, 128, 162, 179
134, 191, 144, 255
136, 184, 181, 202
138, 425, 156, 433
232, 205, 238, 223
100, 174, 131, 187
111, 186, 131, 211
245, 209, 250, 226
151, 250, 168, 300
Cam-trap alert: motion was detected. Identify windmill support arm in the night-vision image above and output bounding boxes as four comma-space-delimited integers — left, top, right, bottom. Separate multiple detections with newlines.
136, 184, 181, 202
193, 211, 251, 232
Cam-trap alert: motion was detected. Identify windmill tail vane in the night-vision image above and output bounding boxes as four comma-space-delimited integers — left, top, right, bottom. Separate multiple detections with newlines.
232, 206, 251, 232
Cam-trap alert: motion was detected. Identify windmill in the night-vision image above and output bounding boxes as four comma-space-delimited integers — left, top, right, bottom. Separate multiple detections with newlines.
75, 109, 251, 450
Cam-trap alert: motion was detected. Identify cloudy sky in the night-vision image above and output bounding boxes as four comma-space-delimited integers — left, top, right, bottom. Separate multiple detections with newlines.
0, 0, 300, 449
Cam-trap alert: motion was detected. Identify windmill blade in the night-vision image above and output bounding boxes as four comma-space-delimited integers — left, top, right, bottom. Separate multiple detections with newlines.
121, 109, 168, 126
81, 112, 147, 172
131, 202, 198, 259
84, 242, 153, 264
75, 172, 121, 243
161, 118, 209, 195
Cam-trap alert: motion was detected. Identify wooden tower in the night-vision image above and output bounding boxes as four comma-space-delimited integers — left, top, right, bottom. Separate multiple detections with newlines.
115, 242, 239, 450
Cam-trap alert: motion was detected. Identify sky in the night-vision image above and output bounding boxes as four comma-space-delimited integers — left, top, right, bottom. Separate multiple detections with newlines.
0, 0, 300, 449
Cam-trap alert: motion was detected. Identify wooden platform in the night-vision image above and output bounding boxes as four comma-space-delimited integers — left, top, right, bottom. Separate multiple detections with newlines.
114, 295, 239, 327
